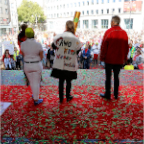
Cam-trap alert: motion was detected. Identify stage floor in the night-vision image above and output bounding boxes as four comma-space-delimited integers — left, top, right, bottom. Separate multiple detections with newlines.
1, 70, 143, 86
1, 70, 143, 143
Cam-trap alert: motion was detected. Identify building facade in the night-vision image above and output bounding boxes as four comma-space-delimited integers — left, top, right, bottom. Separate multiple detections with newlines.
44, 0, 143, 33
0, 0, 18, 36
9, 0, 18, 34
0, 0, 11, 36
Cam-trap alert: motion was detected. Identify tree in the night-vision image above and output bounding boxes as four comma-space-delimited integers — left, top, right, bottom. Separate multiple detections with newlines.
17, 0, 46, 25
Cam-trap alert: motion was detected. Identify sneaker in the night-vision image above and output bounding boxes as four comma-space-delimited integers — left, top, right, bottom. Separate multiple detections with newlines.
34, 99, 43, 106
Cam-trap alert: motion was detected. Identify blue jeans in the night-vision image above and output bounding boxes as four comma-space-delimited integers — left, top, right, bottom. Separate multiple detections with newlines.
83, 59, 90, 69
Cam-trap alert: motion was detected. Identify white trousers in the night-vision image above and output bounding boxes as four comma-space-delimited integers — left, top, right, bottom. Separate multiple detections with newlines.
24, 62, 43, 100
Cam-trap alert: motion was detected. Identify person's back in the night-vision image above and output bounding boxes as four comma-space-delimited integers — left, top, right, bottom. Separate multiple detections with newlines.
102, 26, 129, 65
21, 39, 42, 62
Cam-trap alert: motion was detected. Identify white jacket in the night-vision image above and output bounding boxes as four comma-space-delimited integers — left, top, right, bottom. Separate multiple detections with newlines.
4, 58, 12, 69
53, 32, 82, 71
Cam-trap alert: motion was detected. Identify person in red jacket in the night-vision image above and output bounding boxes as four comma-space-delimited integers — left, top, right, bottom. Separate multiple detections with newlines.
100, 15, 129, 100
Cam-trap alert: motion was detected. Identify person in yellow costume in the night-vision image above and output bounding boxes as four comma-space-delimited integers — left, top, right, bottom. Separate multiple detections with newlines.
124, 59, 134, 70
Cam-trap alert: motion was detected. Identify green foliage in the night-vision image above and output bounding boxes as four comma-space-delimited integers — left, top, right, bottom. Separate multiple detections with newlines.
17, 0, 46, 24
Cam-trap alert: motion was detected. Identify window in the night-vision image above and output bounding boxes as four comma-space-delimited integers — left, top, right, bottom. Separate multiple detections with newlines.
96, 0, 99, 4
87, 1, 89, 5
67, 12, 69, 16
91, 10, 94, 14
118, 8, 121, 13
57, 14, 59, 17
63, 4, 65, 8
124, 19, 133, 29
57, 6, 59, 9
78, 2, 80, 6
83, 20, 89, 28
78, 21, 80, 28
83, 1, 85, 5
5, 0, 8, 5
67, 4, 69, 8
119, 0, 121, 1
71, 12, 73, 16
102, 0, 104, 4
0, 0, 2, 3
71, 3, 73, 7
60, 5, 62, 9
87, 10, 89, 15
82, 11, 84, 15
107, 0, 109, 3
101, 19, 108, 29
92, 0, 94, 4
64, 13, 66, 16
0, 7, 2, 14
101, 9, 103, 14
54, 14, 56, 17
113, 0, 115, 2
107, 9, 109, 14
92, 20, 98, 28
112, 9, 115, 13
75, 3, 77, 7
5, 9, 8, 14
96, 10, 98, 14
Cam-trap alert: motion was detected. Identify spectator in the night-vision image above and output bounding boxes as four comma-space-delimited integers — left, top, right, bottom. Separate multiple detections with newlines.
124, 59, 134, 70
13, 47, 21, 70
4, 54, 12, 70
83, 41, 91, 69
133, 50, 144, 69
47, 44, 55, 69
2, 49, 10, 62
130, 43, 136, 64
10, 55, 16, 70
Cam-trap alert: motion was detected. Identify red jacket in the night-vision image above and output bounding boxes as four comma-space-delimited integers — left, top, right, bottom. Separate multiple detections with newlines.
100, 26, 129, 65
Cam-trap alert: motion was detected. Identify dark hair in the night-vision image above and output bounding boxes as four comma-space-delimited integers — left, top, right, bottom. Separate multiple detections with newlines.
66, 21, 75, 34
112, 16, 121, 25
4, 49, 9, 55
127, 59, 130, 64
21, 24, 28, 32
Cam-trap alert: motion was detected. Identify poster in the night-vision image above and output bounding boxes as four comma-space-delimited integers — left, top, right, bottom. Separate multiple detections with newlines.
2, 41, 14, 55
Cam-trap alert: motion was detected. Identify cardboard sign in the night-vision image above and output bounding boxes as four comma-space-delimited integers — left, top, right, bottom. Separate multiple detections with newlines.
2, 41, 14, 55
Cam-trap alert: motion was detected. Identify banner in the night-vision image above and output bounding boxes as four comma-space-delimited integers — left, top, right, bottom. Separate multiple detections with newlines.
123, 1, 142, 13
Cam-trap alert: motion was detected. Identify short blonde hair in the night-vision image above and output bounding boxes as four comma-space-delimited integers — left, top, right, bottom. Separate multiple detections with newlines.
66, 21, 75, 34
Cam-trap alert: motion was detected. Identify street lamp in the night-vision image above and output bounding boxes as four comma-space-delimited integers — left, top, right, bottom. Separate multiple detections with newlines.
32, 15, 40, 30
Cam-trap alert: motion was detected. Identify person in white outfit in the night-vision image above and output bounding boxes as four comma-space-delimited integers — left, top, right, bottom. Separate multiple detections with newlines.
21, 28, 43, 105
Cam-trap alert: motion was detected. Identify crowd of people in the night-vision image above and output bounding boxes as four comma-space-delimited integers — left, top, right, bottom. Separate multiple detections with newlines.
1, 25, 144, 71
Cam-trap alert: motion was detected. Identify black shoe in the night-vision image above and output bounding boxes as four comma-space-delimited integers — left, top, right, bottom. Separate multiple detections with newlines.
114, 96, 118, 99
100, 93, 111, 100
59, 99, 63, 103
67, 96, 73, 102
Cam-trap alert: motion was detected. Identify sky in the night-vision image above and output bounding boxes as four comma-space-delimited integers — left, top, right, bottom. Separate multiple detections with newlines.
16, 0, 43, 8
